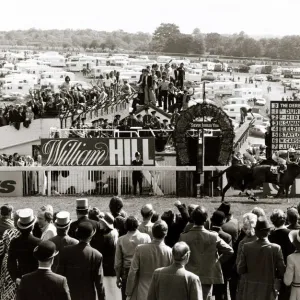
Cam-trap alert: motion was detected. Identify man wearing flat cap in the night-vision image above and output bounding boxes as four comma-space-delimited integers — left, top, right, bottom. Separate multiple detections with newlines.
57, 222, 105, 300
8, 209, 41, 286
18, 241, 71, 300
237, 217, 286, 300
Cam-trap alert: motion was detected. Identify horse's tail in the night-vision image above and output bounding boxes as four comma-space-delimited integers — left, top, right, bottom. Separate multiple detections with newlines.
209, 167, 229, 181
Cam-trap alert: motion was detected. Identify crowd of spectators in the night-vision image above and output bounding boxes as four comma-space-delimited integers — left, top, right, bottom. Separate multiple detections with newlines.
0, 197, 300, 300
0, 153, 41, 167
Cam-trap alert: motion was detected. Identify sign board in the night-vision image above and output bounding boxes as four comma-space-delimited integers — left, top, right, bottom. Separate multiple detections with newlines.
0, 172, 23, 197
191, 122, 220, 129
41, 138, 156, 166
270, 101, 300, 150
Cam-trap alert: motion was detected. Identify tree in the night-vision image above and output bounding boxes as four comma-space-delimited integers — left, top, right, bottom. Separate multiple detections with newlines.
152, 23, 181, 51
192, 28, 201, 35
89, 40, 99, 49
205, 33, 222, 52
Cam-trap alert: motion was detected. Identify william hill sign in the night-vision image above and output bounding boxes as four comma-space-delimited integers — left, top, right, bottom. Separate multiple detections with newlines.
41, 138, 155, 166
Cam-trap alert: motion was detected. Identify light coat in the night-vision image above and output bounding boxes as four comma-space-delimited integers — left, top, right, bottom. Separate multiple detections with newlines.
179, 226, 234, 284
126, 239, 172, 300
147, 263, 203, 300
284, 252, 300, 300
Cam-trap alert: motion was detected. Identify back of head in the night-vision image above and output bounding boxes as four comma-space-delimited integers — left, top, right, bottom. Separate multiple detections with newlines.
152, 220, 168, 240
287, 207, 299, 225
1, 204, 13, 217
141, 204, 154, 219
109, 196, 124, 216
211, 211, 226, 227
125, 216, 139, 232
76, 222, 94, 241
192, 206, 207, 226
270, 209, 286, 228
173, 242, 190, 262
251, 207, 266, 218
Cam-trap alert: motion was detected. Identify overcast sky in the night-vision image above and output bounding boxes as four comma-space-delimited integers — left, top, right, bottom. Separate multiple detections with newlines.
2, 0, 299, 36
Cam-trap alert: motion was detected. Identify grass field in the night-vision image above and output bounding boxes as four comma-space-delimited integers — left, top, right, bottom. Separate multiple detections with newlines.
1, 195, 300, 221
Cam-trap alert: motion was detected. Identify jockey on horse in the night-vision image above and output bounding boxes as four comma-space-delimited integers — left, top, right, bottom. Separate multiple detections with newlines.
272, 148, 297, 183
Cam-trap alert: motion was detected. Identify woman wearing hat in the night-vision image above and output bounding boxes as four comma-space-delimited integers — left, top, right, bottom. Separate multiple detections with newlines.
0, 210, 20, 300
98, 213, 121, 300
284, 230, 300, 300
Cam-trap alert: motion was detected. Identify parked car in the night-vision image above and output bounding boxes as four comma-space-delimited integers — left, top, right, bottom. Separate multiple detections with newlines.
249, 125, 267, 138
253, 75, 266, 81
254, 98, 267, 106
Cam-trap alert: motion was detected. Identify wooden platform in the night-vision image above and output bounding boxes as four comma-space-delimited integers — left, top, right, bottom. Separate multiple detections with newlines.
234, 122, 252, 143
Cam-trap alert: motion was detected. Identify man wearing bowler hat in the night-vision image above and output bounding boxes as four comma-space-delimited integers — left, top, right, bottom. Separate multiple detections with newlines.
18, 241, 71, 300
68, 199, 101, 252
49, 211, 78, 272
237, 217, 286, 300
8, 208, 41, 286
57, 222, 105, 300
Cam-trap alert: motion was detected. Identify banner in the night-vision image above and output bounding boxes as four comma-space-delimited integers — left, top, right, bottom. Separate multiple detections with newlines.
41, 138, 156, 166
0, 172, 23, 196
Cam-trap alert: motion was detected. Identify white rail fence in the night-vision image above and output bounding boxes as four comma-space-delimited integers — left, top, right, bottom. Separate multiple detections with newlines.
0, 166, 196, 197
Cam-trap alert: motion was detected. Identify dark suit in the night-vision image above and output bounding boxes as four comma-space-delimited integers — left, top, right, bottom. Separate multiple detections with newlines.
8, 234, 41, 282
211, 226, 232, 300
57, 242, 105, 300
49, 234, 79, 272
68, 216, 102, 252
18, 269, 71, 300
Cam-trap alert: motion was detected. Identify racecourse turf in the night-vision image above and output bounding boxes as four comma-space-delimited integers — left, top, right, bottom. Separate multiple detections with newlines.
1, 195, 299, 221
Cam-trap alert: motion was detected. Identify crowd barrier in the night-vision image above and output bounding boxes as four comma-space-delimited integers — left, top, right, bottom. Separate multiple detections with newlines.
0, 166, 195, 197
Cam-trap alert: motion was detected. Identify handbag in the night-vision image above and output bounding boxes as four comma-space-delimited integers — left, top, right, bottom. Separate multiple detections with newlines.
270, 245, 281, 300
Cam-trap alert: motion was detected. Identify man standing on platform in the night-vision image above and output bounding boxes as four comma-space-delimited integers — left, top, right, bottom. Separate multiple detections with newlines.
240, 107, 254, 125
143, 107, 152, 129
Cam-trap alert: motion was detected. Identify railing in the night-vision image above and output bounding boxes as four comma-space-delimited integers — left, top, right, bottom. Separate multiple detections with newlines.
0, 166, 196, 197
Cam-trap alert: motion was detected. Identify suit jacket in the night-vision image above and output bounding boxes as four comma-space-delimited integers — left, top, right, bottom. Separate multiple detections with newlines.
17, 269, 71, 300
237, 238, 286, 300
179, 226, 233, 284
211, 226, 233, 280
222, 218, 240, 245
147, 263, 203, 300
68, 216, 102, 252
126, 239, 172, 300
49, 234, 79, 272
268, 228, 295, 263
57, 241, 105, 300
8, 233, 41, 281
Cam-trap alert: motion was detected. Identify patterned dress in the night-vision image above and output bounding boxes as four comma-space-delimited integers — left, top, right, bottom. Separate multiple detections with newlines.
0, 228, 20, 300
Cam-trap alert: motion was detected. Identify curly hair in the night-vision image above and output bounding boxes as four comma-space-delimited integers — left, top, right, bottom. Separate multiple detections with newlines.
270, 209, 286, 228
242, 213, 257, 237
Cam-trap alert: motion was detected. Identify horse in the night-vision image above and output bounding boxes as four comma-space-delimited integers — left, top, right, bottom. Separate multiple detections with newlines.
211, 162, 300, 202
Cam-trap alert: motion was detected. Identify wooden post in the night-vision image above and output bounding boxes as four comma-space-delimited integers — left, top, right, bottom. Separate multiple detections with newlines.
47, 171, 51, 197
117, 170, 122, 196
153, 172, 157, 195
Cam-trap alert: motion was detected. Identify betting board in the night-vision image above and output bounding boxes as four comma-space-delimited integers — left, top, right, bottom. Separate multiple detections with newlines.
270, 101, 300, 151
